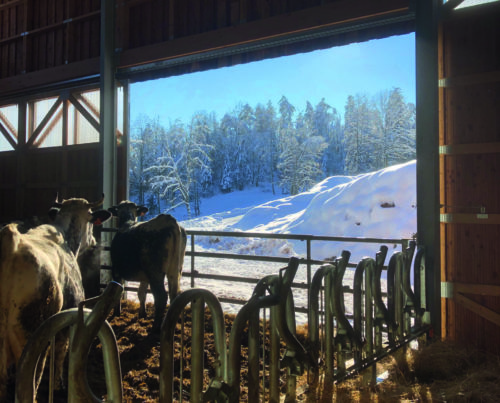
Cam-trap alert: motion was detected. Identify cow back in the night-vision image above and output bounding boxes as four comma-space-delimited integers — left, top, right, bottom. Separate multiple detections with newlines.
110, 214, 182, 281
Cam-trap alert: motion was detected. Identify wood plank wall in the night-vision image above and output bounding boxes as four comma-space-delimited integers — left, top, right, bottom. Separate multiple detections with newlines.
0, 0, 413, 88
439, 3, 500, 353
0, 144, 102, 222
0, 0, 100, 79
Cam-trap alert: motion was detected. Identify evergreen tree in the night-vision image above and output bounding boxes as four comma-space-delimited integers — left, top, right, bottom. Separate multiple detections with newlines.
343, 94, 378, 174
129, 115, 165, 213
374, 88, 415, 167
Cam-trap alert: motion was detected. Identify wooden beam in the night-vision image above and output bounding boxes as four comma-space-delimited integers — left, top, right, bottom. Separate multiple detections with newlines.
455, 283, 500, 297
118, 0, 411, 69
26, 96, 63, 148
0, 0, 23, 11
0, 58, 100, 101
69, 93, 100, 133
0, 112, 18, 149
455, 292, 500, 327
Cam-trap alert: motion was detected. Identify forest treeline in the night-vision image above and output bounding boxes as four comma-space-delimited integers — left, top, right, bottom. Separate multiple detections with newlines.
130, 87, 415, 217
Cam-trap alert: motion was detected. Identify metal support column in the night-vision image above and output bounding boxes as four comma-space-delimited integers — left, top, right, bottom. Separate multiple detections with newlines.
415, 0, 440, 336
100, 0, 117, 207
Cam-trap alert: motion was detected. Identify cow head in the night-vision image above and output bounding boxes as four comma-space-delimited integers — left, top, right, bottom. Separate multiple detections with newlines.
108, 200, 148, 227
48, 194, 112, 256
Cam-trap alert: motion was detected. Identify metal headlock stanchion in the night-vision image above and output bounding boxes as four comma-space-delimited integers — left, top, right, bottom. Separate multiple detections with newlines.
16, 282, 124, 403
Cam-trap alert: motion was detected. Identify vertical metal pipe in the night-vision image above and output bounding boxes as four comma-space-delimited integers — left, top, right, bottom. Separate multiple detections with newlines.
191, 297, 204, 403
247, 309, 260, 402
190, 234, 195, 288
99, 0, 117, 208
363, 259, 375, 385
324, 268, 334, 380
284, 290, 297, 402
269, 304, 280, 403
306, 239, 312, 326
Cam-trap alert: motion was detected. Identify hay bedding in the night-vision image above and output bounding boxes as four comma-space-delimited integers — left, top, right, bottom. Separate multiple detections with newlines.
15, 301, 500, 402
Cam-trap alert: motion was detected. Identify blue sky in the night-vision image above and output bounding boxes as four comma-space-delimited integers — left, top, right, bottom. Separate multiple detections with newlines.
130, 33, 415, 127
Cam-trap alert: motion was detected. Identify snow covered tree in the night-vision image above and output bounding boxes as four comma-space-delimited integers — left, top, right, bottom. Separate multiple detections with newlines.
278, 132, 327, 195
343, 94, 378, 174
374, 87, 416, 167
147, 120, 212, 218
129, 115, 165, 213
312, 98, 344, 176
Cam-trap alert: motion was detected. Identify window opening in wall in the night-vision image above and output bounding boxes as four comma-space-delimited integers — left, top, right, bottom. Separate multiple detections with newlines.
0, 104, 18, 152
0, 86, 124, 152
128, 33, 418, 314
454, 0, 499, 9
30, 96, 63, 148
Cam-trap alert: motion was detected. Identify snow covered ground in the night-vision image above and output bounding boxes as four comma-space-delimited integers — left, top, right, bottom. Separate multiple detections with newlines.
151, 160, 418, 322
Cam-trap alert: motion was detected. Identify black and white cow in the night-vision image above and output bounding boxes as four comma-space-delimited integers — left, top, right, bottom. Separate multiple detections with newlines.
108, 201, 187, 332
0, 196, 111, 400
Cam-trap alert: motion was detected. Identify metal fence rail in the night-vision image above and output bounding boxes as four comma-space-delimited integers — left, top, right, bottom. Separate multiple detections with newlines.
100, 227, 410, 310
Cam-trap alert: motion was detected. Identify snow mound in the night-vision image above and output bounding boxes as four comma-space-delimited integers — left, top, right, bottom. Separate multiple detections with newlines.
182, 160, 416, 262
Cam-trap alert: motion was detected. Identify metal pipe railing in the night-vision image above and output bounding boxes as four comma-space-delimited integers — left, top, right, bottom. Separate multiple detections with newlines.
15, 282, 123, 403
305, 243, 429, 386
100, 227, 410, 308
160, 288, 227, 403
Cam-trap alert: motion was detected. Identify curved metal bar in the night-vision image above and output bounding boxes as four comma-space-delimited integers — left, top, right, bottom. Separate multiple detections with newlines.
387, 251, 405, 341
413, 246, 426, 326
308, 264, 334, 368
373, 246, 392, 350
16, 286, 123, 403
226, 257, 300, 402
69, 282, 124, 403
386, 251, 402, 344
353, 258, 370, 351
401, 241, 420, 319
331, 251, 354, 345
274, 259, 312, 371
159, 288, 226, 403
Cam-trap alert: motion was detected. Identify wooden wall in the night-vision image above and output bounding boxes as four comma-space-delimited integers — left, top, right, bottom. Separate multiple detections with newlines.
0, 144, 101, 222
439, 2, 500, 353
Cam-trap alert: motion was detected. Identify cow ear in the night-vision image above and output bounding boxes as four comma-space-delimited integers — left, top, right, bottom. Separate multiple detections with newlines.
91, 210, 112, 226
48, 207, 60, 221
138, 206, 148, 216
108, 206, 118, 217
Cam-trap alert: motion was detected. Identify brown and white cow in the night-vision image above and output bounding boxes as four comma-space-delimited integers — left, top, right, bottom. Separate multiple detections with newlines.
0, 196, 111, 400
1, 213, 104, 300
108, 201, 187, 332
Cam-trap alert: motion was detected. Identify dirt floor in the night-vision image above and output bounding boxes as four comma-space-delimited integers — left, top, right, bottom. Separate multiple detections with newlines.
18, 300, 500, 402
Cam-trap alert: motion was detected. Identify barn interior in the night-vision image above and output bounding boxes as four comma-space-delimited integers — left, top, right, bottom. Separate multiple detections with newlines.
1, 0, 500, 400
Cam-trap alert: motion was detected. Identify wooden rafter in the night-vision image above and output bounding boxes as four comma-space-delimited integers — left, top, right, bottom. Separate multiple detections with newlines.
452, 282, 500, 327
70, 93, 100, 131
33, 107, 64, 148
26, 97, 63, 148
0, 111, 18, 149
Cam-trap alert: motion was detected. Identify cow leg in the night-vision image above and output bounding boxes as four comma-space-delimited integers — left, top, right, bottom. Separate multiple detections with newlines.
51, 331, 70, 391
148, 272, 167, 332
137, 280, 148, 318
111, 274, 125, 318
166, 270, 181, 304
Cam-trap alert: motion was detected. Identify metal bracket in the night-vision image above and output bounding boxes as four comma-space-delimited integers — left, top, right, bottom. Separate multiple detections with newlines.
441, 281, 454, 299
